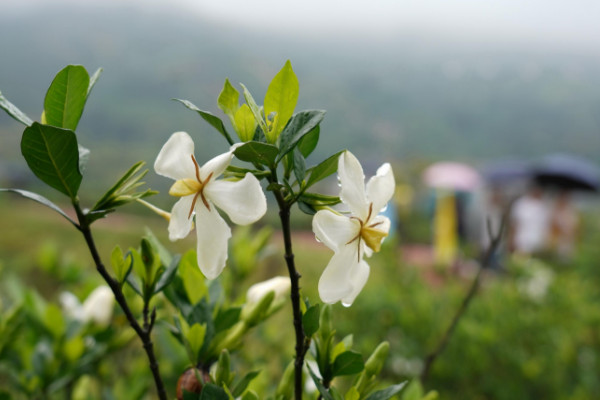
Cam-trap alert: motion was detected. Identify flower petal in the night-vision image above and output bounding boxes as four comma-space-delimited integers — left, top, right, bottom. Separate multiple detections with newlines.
199, 150, 234, 182
341, 260, 370, 307
338, 151, 369, 219
313, 210, 360, 252
195, 204, 232, 279
168, 196, 195, 241
366, 163, 395, 216
318, 245, 360, 304
205, 173, 267, 225
154, 132, 197, 180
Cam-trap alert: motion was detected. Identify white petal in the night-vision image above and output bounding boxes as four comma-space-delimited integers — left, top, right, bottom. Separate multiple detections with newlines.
362, 215, 391, 258
199, 150, 234, 182
205, 173, 267, 225
59, 292, 84, 321
318, 245, 361, 304
246, 276, 291, 305
338, 151, 369, 219
341, 260, 370, 307
195, 204, 232, 279
168, 196, 195, 241
154, 132, 197, 180
82, 286, 115, 326
312, 210, 360, 252
366, 163, 395, 216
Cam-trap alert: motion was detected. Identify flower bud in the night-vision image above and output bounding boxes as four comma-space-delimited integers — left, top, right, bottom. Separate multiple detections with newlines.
319, 304, 333, 340
364, 341, 389, 376
176, 368, 207, 400
246, 276, 291, 305
215, 349, 231, 386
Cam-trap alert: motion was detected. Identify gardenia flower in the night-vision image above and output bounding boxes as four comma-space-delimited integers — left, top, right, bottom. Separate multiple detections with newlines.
312, 151, 395, 306
59, 286, 115, 326
154, 131, 267, 279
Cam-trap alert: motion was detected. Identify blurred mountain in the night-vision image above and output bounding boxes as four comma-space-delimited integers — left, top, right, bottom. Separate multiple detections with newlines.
1, 1, 599, 193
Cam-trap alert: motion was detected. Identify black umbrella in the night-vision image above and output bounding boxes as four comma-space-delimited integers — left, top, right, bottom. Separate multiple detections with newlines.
533, 154, 600, 192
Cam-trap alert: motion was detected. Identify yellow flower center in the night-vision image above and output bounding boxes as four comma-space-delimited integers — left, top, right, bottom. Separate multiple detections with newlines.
347, 203, 388, 261
168, 155, 213, 218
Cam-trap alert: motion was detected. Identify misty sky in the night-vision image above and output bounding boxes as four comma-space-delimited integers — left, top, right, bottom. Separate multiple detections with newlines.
5, 0, 600, 51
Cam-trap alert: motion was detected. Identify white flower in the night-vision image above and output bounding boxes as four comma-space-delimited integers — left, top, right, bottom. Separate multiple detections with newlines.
59, 286, 115, 326
154, 131, 267, 279
312, 151, 395, 306
246, 276, 291, 305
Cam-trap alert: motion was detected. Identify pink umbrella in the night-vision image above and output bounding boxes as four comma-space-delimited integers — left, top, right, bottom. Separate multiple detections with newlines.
423, 162, 481, 191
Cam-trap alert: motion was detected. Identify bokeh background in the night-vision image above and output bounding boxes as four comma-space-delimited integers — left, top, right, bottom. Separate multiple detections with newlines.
1, 1, 600, 399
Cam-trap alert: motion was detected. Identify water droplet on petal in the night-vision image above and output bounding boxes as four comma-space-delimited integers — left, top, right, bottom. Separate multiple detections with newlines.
341, 301, 352, 308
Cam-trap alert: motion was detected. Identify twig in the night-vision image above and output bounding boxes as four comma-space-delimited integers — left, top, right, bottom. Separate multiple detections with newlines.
73, 201, 168, 400
420, 209, 510, 383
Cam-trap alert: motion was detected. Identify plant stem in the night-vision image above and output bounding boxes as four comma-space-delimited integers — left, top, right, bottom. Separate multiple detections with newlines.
273, 189, 306, 400
73, 201, 168, 400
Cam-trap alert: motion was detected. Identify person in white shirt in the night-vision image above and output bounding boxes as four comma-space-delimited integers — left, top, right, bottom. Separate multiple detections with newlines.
509, 186, 550, 255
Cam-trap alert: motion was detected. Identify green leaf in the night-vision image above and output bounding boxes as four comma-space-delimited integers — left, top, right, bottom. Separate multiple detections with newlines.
306, 150, 344, 189
187, 323, 207, 360
308, 366, 334, 400
332, 351, 364, 377
21, 122, 82, 198
277, 110, 325, 161
0, 91, 33, 126
154, 254, 181, 294
224, 165, 271, 179
298, 200, 316, 215
364, 382, 408, 400
44, 65, 90, 130
240, 84, 268, 136
214, 307, 241, 333
87, 68, 103, 100
0, 189, 78, 227
110, 246, 132, 284
292, 148, 306, 184
44, 304, 65, 338
233, 104, 258, 142
217, 78, 240, 118
231, 370, 261, 397
303, 303, 321, 337
174, 99, 234, 145
199, 384, 229, 400
297, 125, 320, 158
264, 60, 299, 142
180, 251, 208, 304
233, 141, 279, 167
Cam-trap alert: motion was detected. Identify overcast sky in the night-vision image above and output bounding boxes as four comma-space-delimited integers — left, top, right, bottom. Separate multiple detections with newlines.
5, 0, 600, 50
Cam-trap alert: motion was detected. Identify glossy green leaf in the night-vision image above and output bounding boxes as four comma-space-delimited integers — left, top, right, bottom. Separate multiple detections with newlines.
110, 245, 133, 284
21, 122, 82, 198
199, 384, 229, 400
233, 104, 257, 142
0, 189, 78, 227
214, 307, 241, 333
233, 141, 279, 167
297, 125, 320, 158
187, 323, 207, 360
218, 78, 240, 118
303, 304, 321, 337
0, 91, 33, 126
332, 350, 364, 377
154, 254, 181, 294
174, 99, 234, 145
231, 370, 261, 397
264, 60, 299, 142
292, 148, 306, 184
44, 65, 89, 130
240, 83, 268, 136
180, 251, 208, 304
298, 200, 316, 215
277, 110, 325, 161
306, 150, 344, 189
364, 382, 407, 400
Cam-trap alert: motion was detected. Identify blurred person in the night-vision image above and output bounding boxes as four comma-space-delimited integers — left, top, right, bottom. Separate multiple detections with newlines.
549, 191, 579, 261
509, 186, 550, 255
433, 190, 458, 266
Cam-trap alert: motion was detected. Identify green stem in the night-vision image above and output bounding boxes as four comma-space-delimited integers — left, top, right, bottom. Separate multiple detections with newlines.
72, 201, 168, 400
